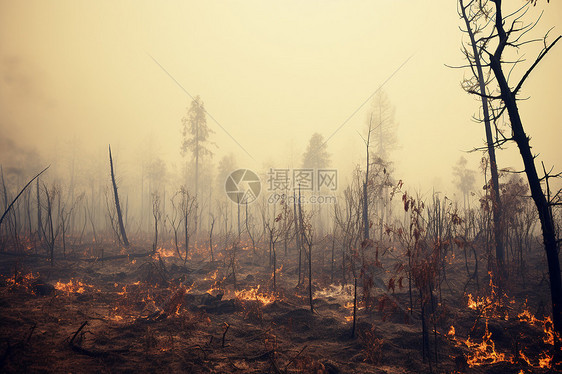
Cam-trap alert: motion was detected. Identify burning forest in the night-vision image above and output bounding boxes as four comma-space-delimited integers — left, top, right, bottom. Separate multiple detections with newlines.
1, 1, 561, 373
1, 159, 561, 373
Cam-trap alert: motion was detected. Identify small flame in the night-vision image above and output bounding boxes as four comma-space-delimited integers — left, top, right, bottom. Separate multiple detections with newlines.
5, 272, 39, 287
538, 352, 553, 368
155, 247, 176, 258
235, 286, 275, 305
466, 293, 492, 310
447, 326, 455, 337
518, 350, 532, 366
518, 309, 558, 346
464, 320, 507, 367
204, 270, 218, 281
55, 279, 98, 294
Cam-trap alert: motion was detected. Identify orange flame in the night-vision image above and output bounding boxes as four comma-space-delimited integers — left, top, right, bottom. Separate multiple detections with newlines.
447, 326, 455, 337
235, 286, 275, 305
464, 320, 507, 367
54, 279, 98, 294
451, 305, 558, 369
538, 352, 553, 368
155, 247, 176, 258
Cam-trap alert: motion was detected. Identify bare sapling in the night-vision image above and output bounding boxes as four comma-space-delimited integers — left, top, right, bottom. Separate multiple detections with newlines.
180, 187, 196, 265
152, 192, 161, 253
209, 213, 215, 262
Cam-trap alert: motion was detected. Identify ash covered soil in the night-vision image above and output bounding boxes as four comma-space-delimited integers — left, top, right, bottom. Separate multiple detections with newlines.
0, 242, 557, 373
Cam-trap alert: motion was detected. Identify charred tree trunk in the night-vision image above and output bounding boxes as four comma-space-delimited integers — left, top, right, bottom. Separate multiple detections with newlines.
459, 0, 504, 279
295, 190, 303, 286
362, 116, 373, 242
36, 179, 42, 245
153, 212, 158, 253
245, 203, 256, 255
210, 214, 215, 262
351, 277, 357, 338
273, 241, 277, 292
362, 182, 369, 241
184, 218, 190, 265
488, 0, 562, 342
308, 241, 313, 313
331, 232, 336, 283
108, 145, 129, 247
0, 167, 49, 232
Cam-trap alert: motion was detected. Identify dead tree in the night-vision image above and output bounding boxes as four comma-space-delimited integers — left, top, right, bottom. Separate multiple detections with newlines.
0, 166, 49, 230
245, 202, 256, 255
458, 0, 505, 278
179, 187, 196, 265
301, 209, 315, 313
463, 0, 562, 343
293, 190, 303, 284
59, 193, 83, 258
265, 200, 288, 293
40, 184, 59, 265
209, 214, 216, 261
108, 145, 129, 247
36, 179, 42, 245
169, 191, 183, 260
360, 116, 374, 242
152, 192, 161, 253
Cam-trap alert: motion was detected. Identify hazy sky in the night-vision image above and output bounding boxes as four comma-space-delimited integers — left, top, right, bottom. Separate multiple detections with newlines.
1, 1, 560, 197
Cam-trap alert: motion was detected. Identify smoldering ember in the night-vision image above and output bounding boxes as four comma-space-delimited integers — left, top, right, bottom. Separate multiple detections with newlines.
1, 1, 561, 373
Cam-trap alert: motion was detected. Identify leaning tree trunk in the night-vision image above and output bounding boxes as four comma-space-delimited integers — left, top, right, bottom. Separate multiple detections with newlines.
488, 0, 561, 340
0, 166, 49, 230
460, 0, 504, 278
108, 145, 129, 247
491, 59, 562, 335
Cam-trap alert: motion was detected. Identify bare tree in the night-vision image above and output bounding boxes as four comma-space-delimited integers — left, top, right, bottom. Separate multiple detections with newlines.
40, 184, 60, 265
209, 214, 216, 262
265, 199, 291, 293
245, 201, 257, 255
458, 0, 505, 278
360, 116, 374, 242
169, 191, 182, 260
180, 187, 197, 265
0, 166, 49, 231
459, 0, 562, 342
152, 192, 161, 253
301, 208, 315, 313
108, 145, 129, 247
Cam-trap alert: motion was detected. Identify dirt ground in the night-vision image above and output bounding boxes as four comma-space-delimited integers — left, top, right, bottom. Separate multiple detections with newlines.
0, 240, 559, 373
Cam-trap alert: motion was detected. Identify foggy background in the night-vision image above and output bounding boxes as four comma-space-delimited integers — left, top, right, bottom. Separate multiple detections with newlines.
1, 0, 560, 208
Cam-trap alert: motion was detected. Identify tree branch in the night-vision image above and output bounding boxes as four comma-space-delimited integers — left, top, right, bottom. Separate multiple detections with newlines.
514, 33, 561, 96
